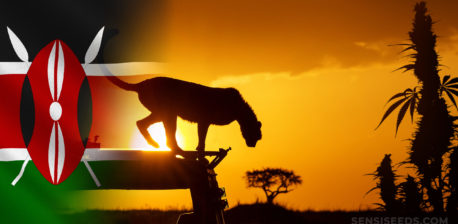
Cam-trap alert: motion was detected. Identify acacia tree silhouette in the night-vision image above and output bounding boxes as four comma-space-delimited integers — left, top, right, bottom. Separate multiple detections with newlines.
245, 168, 302, 205
376, 2, 457, 213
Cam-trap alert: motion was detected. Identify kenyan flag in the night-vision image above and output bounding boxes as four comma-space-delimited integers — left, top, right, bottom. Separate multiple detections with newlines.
0, 0, 165, 223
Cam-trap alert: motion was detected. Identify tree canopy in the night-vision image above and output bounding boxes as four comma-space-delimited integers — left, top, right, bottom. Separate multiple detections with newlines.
245, 168, 302, 204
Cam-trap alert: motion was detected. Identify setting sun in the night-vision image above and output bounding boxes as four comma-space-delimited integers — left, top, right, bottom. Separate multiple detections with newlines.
130, 122, 184, 151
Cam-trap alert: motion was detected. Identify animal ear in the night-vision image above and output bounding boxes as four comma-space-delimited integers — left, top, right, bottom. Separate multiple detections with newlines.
257, 121, 262, 128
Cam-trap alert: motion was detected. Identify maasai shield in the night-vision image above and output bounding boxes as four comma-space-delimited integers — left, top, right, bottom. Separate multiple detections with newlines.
26, 40, 88, 184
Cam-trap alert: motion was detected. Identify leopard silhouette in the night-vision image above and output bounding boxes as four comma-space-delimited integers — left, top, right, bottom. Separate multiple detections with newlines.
105, 72, 262, 155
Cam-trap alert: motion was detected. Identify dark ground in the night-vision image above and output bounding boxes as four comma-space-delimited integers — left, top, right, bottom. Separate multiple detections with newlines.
65, 203, 455, 224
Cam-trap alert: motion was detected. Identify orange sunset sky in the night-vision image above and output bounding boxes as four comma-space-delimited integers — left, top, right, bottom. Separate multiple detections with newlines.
76, 0, 458, 211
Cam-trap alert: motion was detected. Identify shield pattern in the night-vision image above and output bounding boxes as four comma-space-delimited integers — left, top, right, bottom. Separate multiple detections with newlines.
26, 40, 87, 184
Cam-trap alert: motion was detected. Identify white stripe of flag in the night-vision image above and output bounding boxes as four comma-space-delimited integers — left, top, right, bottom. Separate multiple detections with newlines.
0, 62, 165, 76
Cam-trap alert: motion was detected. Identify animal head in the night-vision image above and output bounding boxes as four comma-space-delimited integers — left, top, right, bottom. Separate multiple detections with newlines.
241, 120, 262, 147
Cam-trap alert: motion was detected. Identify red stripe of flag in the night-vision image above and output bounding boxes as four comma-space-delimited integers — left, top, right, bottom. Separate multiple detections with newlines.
0, 74, 140, 148
0, 75, 26, 148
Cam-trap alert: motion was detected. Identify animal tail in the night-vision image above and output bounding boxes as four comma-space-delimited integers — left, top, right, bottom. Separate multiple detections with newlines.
99, 64, 137, 91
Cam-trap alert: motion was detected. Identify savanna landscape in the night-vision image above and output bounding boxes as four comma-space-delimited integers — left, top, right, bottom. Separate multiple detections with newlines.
72, 1, 457, 223
2, 0, 458, 224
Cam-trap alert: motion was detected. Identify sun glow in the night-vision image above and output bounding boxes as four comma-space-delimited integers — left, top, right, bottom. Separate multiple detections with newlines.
130, 122, 184, 151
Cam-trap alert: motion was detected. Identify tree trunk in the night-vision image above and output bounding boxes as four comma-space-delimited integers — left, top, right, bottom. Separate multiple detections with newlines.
266, 195, 275, 205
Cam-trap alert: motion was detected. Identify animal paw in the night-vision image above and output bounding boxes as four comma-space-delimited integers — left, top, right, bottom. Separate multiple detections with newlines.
170, 145, 184, 153
148, 140, 160, 148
